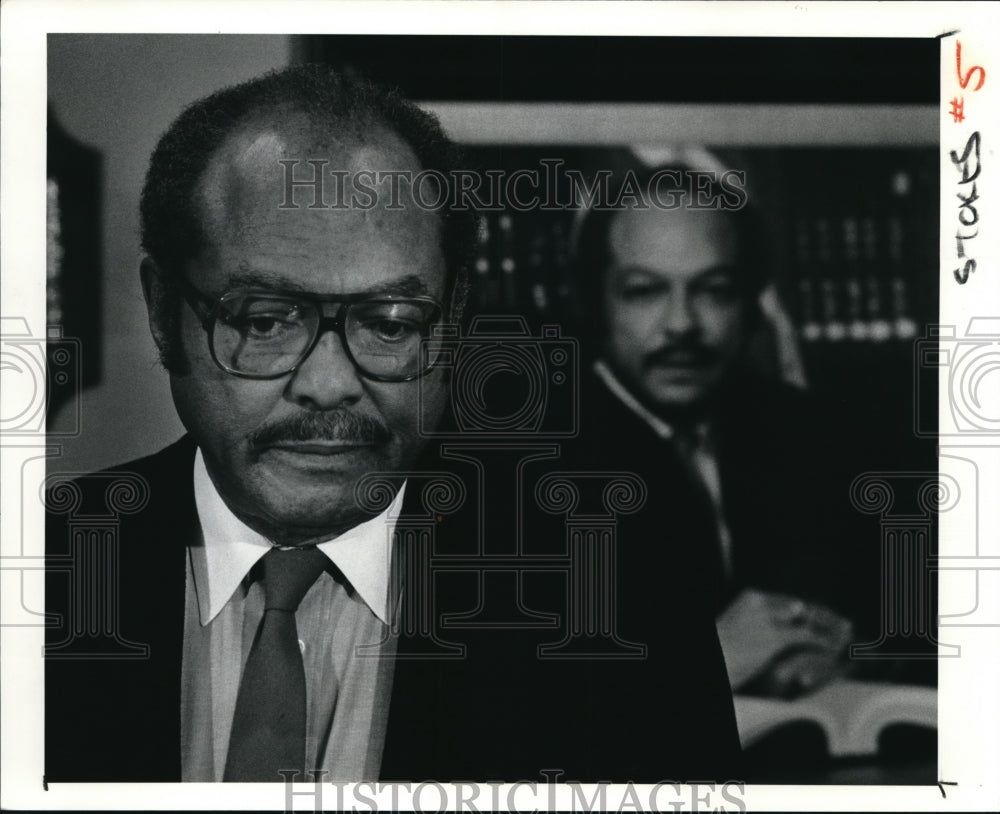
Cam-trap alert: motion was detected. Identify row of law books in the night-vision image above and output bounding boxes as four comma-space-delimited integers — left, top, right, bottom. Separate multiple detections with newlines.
468, 210, 575, 318
787, 213, 922, 344
794, 276, 918, 343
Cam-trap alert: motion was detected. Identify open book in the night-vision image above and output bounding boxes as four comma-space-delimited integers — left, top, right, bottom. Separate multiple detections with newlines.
733, 679, 936, 757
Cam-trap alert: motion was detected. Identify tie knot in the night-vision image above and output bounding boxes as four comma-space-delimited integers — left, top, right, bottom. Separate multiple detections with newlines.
672, 423, 710, 461
261, 546, 328, 611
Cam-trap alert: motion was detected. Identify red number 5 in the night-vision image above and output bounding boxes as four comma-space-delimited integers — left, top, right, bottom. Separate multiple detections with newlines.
956, 41, 986, 91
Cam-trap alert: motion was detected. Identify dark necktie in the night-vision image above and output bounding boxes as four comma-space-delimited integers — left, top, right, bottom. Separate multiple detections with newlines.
671, 427, 729, 611
224, 546, 328, 782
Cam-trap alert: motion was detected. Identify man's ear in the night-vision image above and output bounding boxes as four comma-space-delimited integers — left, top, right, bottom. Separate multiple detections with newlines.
139, 256, 173, 363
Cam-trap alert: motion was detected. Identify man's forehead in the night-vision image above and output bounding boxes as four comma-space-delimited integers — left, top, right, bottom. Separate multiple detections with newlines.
220, 268, 435, 297
188, 113, 446, 298
608, 205, 740, 272
223, 114, 418, 167
197, 115, 421, 224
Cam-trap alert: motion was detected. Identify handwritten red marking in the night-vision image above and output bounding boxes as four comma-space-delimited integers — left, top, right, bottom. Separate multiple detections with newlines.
956, 41, 986, 91
949, 97, 965, 123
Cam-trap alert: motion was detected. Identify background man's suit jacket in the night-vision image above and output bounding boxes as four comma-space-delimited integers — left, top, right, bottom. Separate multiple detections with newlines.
573, 368, 898, 641
46, 435, 742, 783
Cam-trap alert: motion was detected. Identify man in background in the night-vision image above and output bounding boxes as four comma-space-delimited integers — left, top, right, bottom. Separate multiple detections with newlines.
571, 166, 868, 697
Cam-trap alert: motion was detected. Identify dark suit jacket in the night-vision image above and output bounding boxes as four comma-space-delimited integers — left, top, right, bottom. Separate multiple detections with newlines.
45, 434, 741, 783
574, 368, 883, 636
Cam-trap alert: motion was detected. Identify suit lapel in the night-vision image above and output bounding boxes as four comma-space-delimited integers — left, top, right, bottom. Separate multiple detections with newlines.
378, 472, 449, 779
123, 437, 198, 779
45, 436, 196, 782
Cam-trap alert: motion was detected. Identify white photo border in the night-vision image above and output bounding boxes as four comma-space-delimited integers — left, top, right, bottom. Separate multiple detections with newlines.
2, 1, 998, 811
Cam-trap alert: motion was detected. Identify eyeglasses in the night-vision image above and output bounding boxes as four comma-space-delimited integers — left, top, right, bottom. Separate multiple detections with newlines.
168, 273, 445, 382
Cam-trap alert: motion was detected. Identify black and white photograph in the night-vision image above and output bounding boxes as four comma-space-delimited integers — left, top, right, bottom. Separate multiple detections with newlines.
1, 2, 998, 811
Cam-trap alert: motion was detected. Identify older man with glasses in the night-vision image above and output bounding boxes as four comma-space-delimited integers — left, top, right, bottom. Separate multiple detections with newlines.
46, 64, 481, 785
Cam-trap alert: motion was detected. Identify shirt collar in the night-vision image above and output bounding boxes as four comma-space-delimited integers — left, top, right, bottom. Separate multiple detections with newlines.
593, 360, 715, 448
594, 360, 675, 440
191, 448, 404, 626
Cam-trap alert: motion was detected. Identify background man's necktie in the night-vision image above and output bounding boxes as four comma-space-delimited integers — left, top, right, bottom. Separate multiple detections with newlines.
671, 426, 730, 611
224, 546, 328, 782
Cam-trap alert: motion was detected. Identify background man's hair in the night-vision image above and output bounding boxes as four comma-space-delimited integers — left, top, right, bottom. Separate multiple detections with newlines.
570, 164, 772, 354
140, 63, 479, 371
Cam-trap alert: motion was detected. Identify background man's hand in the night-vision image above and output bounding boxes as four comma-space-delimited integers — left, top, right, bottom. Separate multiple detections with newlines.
716, 588, 854, 696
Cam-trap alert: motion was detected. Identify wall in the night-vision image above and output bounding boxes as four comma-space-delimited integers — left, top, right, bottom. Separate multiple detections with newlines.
48, 35, 291, 473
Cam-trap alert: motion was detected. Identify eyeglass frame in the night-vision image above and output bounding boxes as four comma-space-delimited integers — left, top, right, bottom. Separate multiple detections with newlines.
163, 270, 447, 382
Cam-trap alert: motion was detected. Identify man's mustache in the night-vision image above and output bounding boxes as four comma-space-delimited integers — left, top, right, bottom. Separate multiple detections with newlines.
247, 411, 392, 449
642, 343, 718, 371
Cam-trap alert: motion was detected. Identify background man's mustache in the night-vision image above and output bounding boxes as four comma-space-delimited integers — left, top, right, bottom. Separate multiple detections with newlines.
643, 344, 718, 370
247, 411, 391, 448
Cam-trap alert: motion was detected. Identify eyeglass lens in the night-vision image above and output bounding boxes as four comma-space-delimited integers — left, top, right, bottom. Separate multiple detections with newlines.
211, 293, 440, 379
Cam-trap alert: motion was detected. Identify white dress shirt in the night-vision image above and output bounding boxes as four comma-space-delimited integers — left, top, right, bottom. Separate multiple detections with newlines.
594, 360, 734, 579
180, 449, 406, 781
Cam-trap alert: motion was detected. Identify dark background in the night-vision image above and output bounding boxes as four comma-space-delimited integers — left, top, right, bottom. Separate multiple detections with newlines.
300, 36, 937, 103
